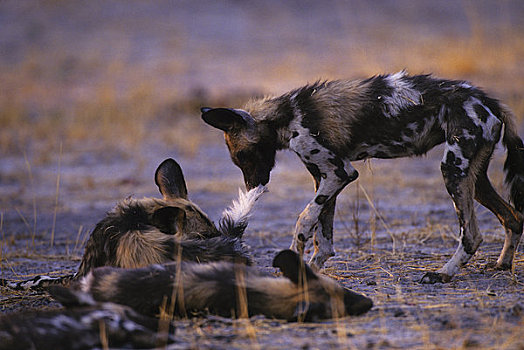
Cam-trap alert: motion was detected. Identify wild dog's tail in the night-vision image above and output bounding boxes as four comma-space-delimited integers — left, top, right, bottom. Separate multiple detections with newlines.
218, 185, 267, 238
0, 274, 76, 291
500, 105, 524, 212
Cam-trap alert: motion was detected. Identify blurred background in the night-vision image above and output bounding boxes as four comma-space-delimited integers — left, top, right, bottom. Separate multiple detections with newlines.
1, 0, 523, 159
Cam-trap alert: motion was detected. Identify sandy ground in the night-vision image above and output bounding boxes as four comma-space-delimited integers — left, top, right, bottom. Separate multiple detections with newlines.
1, 1, 524, 349
2, 140, 524, 349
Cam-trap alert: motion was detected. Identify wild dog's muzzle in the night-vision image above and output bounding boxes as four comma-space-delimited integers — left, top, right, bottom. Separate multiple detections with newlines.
243, 169, 270, 190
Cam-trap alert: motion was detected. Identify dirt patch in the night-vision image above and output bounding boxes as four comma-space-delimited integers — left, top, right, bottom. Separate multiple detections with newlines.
2, 143, 523, 349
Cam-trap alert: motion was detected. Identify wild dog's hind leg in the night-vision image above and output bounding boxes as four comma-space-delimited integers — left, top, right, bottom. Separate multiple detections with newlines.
421, 97, 507, 283
421, 143, 484, 284
474, 163, 523, 270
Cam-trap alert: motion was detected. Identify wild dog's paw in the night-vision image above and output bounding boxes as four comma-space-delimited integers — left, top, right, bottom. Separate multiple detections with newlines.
420, 272, 452, 284
494, 262, 513, 270
483, 260, 512, 271
308, 250, 335, 272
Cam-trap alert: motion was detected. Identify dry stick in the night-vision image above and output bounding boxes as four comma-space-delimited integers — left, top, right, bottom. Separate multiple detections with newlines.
172, 243, 186, 317
0, 212, 4, 272
297, 256, 310, 323
366, 161, 377, 250
0, 212, 4, 242
98, 319, 109, 350
358, 183, 397, 254
78, 225, 91, 253
157, 243, 184, 348
51, 142, 63, 248
377, 266, 394, 278
336, 180, 364, 248
235, 266, 259, 348
353, 180, 361, 246
4, 259, 20, 277
330, 278, 351, 348
23, 151, 37, 250
15, 208, 32, 236
235, 267, 249, 319
73, 225, 83, 256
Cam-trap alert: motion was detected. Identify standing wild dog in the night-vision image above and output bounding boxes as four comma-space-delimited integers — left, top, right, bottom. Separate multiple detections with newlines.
201, 71, 524, 283
59, 249, 372, 321
2, 158, 265, 289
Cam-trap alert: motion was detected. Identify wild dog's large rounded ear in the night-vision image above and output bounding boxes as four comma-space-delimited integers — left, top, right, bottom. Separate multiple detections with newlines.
201, 107, 254, 132
151, 206, 186, 235
155, 158, 188, 200
272, 249, 318, 284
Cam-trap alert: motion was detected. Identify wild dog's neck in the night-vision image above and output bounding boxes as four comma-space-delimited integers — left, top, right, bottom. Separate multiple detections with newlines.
250, 95, 295, 150
267, 122, 292, 151
275, 127, 292, 150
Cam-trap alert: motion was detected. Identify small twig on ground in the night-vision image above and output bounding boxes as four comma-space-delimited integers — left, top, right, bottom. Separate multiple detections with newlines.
359, 184, 397, 253
51, 141, 63, 248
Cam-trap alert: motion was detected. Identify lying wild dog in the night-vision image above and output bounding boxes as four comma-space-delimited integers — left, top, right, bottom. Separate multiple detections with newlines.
60, 249, 372, 321
201, 71, 524, 283
3, 158, 265, 290
0, 293, 175, 350
75, 158, 266, 277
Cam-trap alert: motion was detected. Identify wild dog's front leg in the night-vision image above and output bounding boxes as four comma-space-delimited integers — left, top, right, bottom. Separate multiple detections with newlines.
290, 161, 358, 270
311, 197, 337, 269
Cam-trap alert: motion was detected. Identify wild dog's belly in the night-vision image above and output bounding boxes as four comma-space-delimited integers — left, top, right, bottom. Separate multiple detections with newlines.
348, 134, 445, 160
347, 113, 446, 161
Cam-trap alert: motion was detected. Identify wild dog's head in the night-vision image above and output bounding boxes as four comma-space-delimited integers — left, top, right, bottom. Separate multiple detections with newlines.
201, 107, 278, 189
76, 158, 221, 276
151, 158, 218, 239
273, 250, 373, 321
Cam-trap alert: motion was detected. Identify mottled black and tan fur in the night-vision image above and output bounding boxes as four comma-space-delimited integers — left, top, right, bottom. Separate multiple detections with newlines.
202, 71, 524, 283
0, 290, 175, 350
67, 249, 372, 321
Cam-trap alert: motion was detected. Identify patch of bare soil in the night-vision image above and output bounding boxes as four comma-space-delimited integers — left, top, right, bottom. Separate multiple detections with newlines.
1, 139, 523, 349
